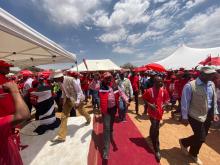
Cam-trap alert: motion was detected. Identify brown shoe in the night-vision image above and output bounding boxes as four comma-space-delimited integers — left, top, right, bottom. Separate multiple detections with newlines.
85, 120, 91, 126
50, 138, 65, 144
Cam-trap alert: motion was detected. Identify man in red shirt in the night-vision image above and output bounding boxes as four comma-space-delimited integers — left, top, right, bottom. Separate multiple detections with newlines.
0, 60, 30, 165
129, 71, 139, 114
173, 71, 188, 115
0, 60, 16, 116
80, 73, 90, 103
142, 75, 169, 162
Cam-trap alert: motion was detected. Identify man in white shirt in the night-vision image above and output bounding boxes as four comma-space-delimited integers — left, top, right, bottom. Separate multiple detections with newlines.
22, 75, 34, 112
51, 71, 91, 143
116, 70, 133, 121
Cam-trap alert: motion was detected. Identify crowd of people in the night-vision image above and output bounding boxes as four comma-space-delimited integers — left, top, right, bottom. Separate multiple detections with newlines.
0, 59, 220, 165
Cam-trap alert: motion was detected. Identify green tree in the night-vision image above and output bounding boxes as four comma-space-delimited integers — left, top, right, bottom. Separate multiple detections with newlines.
121, 63, 136, 70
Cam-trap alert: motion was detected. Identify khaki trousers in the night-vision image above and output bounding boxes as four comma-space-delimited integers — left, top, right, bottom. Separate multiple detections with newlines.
57, 99, 91, 140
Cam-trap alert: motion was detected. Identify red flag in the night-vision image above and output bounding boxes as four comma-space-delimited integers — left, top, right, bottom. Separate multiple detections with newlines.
83, 58, 88, 71
199, 55, 211, 66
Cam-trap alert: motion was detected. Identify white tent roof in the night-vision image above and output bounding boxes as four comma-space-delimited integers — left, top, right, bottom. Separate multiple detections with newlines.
156, 45, 220, 70
70, 59, 121, 72
0, 8, 76, 68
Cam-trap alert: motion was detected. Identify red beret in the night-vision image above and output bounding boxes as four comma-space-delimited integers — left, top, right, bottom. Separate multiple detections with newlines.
177, 71, 184, 75
0, 60, 13, 67
171, 75, 176, 79
68, 71, 79, 77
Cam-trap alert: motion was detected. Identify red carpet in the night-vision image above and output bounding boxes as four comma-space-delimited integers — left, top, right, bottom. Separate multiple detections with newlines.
88, 114, 159, 165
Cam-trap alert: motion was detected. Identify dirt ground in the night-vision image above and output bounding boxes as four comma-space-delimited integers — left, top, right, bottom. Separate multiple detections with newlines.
82, 97, 220, 165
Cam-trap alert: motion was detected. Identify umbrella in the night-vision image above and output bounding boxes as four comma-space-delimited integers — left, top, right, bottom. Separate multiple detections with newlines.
19, 70, 33, 77
133, 66, 147, 72
145, 63, 166, 72
38, 70, 52, 79
199, 56, 220, 66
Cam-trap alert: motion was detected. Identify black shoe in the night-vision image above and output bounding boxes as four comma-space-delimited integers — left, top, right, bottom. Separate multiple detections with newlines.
155, 152, 161, 162
179, 139, 188, 155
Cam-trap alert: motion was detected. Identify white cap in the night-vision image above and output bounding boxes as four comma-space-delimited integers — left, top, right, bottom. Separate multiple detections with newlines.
53, 70, 64, 78
200, 66, 216, 74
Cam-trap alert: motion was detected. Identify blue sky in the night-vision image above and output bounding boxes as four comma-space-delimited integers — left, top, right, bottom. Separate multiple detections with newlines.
1, 0, 220, 68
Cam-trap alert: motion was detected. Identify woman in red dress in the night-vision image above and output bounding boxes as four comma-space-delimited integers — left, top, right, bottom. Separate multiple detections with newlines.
0, 60, 30, 165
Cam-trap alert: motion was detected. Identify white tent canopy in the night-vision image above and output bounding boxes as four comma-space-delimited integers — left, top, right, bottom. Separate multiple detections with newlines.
0, 8, 76, 68
156, 45, 220, 70
70, 59, 121, 72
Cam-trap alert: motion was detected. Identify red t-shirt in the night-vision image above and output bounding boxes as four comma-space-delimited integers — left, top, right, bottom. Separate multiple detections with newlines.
129, 75, 139, 92
0, 74, 15, 117
81, 76, 89, 91
174, 79, 188, 99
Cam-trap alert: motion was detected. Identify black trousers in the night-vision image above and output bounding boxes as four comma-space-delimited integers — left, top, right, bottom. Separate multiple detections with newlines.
149, 117, 160, 152
103, 106, 117, 155
24, 96, 32, 112
54, 90, 62, 112
134, 91, 139, 113
181, 113, 212, 157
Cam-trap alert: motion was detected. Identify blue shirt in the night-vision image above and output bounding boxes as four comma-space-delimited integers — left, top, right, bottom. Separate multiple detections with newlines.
181, 78, 214, 120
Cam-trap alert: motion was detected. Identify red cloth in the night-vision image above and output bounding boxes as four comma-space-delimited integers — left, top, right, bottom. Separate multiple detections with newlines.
99, 90, 109, 114
164, 79, 171, 93
89, 80, 100, 91
0, 60, 13, 67
143, 87, 169, 120
81, 76, 89, 91
174, 79, 188, 99
0, 115, 23, 165
129, 75, 139, 92
99, 87, 127, 114
0, 74, 15, 116
89, 114, 159, 165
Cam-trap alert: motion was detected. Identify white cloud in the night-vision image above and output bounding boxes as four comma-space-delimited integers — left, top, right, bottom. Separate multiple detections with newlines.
137, 53, 146, 58
175, 7, 220, 42
147, 6, 220, 63
94, 0, 150, 29
127, 33, 142, 45
127, 30, 163, 45
112, 46, 134, 54
148, 1, 180, 30
79, 50, 86, 54
154, 0, 168, 3
150, 17, 171, 30
32, 0, 101, 26
85, 26, 92, 31
99, 28, 128, 43
152, 0, 180, 18
147, 46, 177, 62
131, 59, 146, 65
185, 0, 206, 9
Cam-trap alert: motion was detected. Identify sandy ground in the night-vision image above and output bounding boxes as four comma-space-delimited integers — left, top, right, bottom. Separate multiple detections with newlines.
126, 97, 220, 165
81, 97, 220, 165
